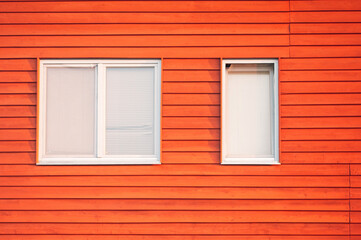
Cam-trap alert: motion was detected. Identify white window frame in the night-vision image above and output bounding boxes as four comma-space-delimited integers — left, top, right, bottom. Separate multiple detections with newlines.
38, 59, 161, 165
221, 59, 279, 165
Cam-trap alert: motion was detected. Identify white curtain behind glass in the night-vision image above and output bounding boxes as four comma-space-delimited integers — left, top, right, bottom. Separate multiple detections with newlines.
45, 67, 95, 156
226, 67, 273, 158
106, 67, 154, 155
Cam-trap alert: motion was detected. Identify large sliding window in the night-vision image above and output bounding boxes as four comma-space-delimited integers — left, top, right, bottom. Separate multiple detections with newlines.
222, 59, 279, 165
38, 59, 161, 165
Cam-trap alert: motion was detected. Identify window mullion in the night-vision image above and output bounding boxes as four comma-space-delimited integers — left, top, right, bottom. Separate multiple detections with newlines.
97, 63, 106, 158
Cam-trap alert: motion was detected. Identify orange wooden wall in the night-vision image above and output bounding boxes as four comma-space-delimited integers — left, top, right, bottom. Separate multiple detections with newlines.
0, 0, 360, 239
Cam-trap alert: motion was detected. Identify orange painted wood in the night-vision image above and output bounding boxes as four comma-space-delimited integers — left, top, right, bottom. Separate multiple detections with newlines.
281, 105, 361, 117
163, 59, 220, 70
281, 152, 361, 164
351, 189, 361, 199
282, 94, 361, 105
0, 83, 36, 93
282, 140, 361, 152
0, 94, 36, 105
351, 176, 361, 187
0, 106, 36, 117
0, 176, 348, 187
351, 200, 361, 210
163, 70, 220, 82
0, 210, 348, 223
0, 118, 35, 128
162, 117, 220, 129
0, 71, 36, 82
0, 47, 290, 58
291, 12, 361, 23
0, 13, 290, 24
291, 23, 361, 34
0, 199, 348, 211
281, 58, 361, 70
351, 164, 361, 175
0, 35, 289, 47
0, 23, 290, 35
280, 70, 361, 81
351, 212, 361, 223
291, 34, 361, 46
162, 152, 219, 164
163, 106, 220, 116
163, 129, 220, 140
0, 223, 349, 235
0, 164, 349, 176
0, 1, 289, 12
163, 82, 220, 93
281, 129, 361, 141
281, 82, 361, 94
0, 129, 35, 140
281, 117, 361, 128
163, 94, 220, 105
0, 187, 349, 199
351, 224, 361, 234
0, 153, 35, 164
0, 141, 35, 152
290, 46, 361, 58
163, 140, 219, 151
0, 236, 350, 240
291, 0, 361, 11
0, 59, 36, 71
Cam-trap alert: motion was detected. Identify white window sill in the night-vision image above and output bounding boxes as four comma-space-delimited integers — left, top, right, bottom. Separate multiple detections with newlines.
37, 157, 160, 165
222, 158, 280, 165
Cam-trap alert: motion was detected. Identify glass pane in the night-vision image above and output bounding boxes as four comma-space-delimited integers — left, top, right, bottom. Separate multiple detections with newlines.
45, 67, 96, 156
106, 67, 154, 155
226, 65, 273, 157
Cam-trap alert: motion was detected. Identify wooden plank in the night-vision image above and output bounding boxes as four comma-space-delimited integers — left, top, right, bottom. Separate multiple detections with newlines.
0, 152, 35, 164
351, 164, 361, 175
163, 129, 220, 140
0, 118, 35, 128
291, 0, 361, 11
162, 117, 220, 129
0, 164, 349, 176
291, 34, 361, 46
0, 223, 349, 235
0, 59, 36, 71
291, 12, 361, 23
0, 106, 36, 117
162, 152, 220, 164
0, 187, 349, 199
0, 83, 36, 94
163, 106, 220, 116
281, 82, 361, 94
280, 70, 361, 81
163, 59, 220, 70
281, 152, 361, 164
0, 129, 35, 140
0, 47, 290, 58
351, 224, 361, 234
163, 140, 219, 151
0, 210, 348, 223
282, 140, 361, 152
163, 70, 220, 82
281, 129, 361, 141
0, 141, 35, 152
282, 94, 361, 105
0, 94, 36, 105
351, 200, 361, 211
165, 94, 220, 105
352, 189, 361, 199
281, 58, 361, 70
0, 13, 290, 24
0, 1, 289, 12
0, 199, 349, 211
290, 46, 361, 58
0, 35, 289, 47
291, 23, 361, 34
0, 176, 348, 187
281, 105, 361, 117
163, 82, 220, 93
281, 117, 361, 128
0, 236, 350, 240
351, 176, 361, 187
0, 71, 36, 82
0, 23, 290, 35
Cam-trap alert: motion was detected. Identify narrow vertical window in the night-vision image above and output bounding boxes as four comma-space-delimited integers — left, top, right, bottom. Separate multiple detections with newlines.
38, 60, 161, 165
222, 59, 279, 165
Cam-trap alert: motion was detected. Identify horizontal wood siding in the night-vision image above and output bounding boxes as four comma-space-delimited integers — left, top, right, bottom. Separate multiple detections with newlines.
0, 0, 358, 239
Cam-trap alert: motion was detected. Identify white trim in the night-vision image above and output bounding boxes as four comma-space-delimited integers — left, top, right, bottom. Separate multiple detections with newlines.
221, 59, 279, 165
38, 59, 161, 165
